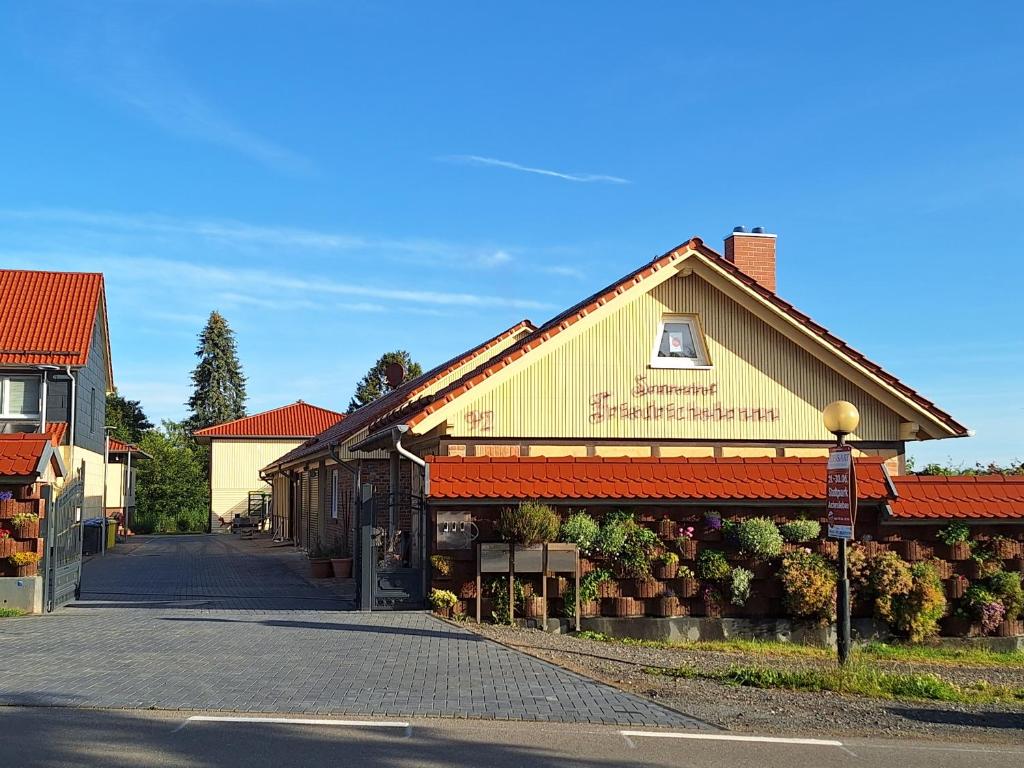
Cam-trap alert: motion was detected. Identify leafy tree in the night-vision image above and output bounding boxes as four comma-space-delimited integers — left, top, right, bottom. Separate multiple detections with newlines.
187, 311, 247, 431
347, 350, 422, 412
134, 420, 209, 534
908, 457, 1024, 476
105, 392, 153, 444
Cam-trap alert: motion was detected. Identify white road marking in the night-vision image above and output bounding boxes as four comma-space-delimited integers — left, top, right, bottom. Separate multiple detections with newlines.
620, 730, 844, 747
174, 716, 411, 734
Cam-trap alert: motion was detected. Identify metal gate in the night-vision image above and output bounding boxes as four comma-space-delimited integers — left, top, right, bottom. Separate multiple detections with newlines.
43, 472, 84, 612
358, 487, 425, 610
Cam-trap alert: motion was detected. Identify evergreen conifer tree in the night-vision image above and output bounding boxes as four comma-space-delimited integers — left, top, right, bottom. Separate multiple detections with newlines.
347, 350, 422, 412
187, 311, 247, 430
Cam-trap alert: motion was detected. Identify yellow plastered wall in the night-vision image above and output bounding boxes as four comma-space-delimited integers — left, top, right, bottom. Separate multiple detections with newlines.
59, 446, 106, 519
210, 439, 305, 526
105, 463, 125, 508
443, 273, 902, 443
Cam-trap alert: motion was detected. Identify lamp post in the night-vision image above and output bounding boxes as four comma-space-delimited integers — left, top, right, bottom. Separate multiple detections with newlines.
822, 400, 860, 666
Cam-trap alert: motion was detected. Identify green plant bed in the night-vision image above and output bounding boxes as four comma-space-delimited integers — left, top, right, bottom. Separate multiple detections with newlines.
0, 607, 26, 618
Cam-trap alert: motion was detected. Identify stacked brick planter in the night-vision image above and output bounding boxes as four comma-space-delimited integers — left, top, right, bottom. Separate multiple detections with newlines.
0, 491, 45, 577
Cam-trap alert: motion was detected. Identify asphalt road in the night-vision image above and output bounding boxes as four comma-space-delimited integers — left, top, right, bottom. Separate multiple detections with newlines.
2, 707, 1022, 768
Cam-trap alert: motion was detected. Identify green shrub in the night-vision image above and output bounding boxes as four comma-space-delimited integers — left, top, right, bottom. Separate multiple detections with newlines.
891, 562, 947, 642
780, 551, 837, 624
989, 571, 1024, 619
594, 515, 629, 557
698, 549, 731, 581
565, 568, 614, 617
559, 512, 600, 554
657, 551, 680, 566
677, 564, 695, 579
737, 517, 784, 559
937, 522, 970, 545
730, 567, 753, 606
778, 518, 821, 543
428, 588, 458, 611
497, 501, 560, 546
487, 577, 525, 624
869, 551, 914, 623
430, 554, 453, 576
619, 519, 661, 577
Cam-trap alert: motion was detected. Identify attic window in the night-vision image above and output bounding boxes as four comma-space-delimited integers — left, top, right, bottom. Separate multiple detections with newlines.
650, 315, 710, 368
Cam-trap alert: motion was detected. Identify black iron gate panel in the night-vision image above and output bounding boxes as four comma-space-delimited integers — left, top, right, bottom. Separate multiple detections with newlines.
43, 473, 84, 612
359, 490, 425, 610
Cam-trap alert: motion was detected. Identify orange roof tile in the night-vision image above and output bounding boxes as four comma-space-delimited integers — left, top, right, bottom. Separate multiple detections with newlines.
401, 241, 967, 438
263, 320, 536, 469
890, 476, 1024, 520
427, 456, 895, 502
43, 421, 68, 446
0, 270, 105, 367
0, 433, 58, 477
194, 401, 346, 439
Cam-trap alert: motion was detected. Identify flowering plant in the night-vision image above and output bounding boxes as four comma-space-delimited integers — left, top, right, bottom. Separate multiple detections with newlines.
0, 490, 13, 501
979, 601, 1006, 635
0, 528, 9, 540
677, 525, 695, 540
7, 551, 41, 566
704, 511, 722, 531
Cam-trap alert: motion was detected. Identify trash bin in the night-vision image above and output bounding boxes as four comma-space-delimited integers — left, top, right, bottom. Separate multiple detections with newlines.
105, 518, 117, 549
83, 518, 103, 555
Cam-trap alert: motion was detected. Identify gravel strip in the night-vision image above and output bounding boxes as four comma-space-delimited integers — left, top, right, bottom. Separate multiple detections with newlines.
465, 623, 1024, 744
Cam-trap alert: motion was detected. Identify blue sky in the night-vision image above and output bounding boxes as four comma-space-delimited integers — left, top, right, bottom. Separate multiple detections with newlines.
1, 2, 1021, 466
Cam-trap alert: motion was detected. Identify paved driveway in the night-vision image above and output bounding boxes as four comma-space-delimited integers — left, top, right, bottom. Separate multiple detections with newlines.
0, 535, 702, 727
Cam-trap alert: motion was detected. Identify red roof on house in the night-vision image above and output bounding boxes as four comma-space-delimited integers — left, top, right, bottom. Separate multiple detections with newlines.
107, 437, 150, 458
43, 422, 68, 446
890, 476, 1024, 520
402, 241, 967, 438
427, 456, 895, 502
0, 433, 61, 478
194, 401, 346, 440
0, 270, 106, 368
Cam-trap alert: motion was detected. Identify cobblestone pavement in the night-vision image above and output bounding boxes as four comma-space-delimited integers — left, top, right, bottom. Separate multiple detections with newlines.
0, 535, 704, 727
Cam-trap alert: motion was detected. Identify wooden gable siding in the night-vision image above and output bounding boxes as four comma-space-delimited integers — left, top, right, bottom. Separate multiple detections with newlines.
439, 272, 902, 443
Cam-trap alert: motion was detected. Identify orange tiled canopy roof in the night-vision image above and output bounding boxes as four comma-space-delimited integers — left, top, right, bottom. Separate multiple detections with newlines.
0, 433, 57, 477
890, 476, 1024, 520
427, 456, 895, 502
194, 401, 345, 439
0, 271, 104, 367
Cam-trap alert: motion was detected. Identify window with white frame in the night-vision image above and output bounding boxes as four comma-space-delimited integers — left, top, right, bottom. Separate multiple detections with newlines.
331, 469, 339, 519
0, 376, 41, 418
650, 315, 710, 368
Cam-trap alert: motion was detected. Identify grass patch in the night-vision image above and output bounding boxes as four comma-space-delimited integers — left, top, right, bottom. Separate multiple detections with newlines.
0, 607, 26, 618
575, 631, 1024, 669
644, 663, 1024, 704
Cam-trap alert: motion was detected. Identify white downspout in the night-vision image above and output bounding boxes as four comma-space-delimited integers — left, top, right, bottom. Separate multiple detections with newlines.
65, 365, 76, 470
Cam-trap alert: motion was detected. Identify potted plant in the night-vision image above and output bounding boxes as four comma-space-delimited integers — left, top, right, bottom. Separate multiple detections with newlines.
675, 565, 699, 598
0, 528, 13, 557
737, 518, 784, 561
892, 539, 932, 562
815, 539, 839, 559
702, 510, 723, 542
937, 522, 971, 561
497, 501, 560, 625
563, 568, 611, 618
779, 518, 821, 544
559, 511, 600, 556
674, 525, 697, 560
945, 573, 969, 600
779, 551, 837, 625
11, 512, 39, 540
325, 539, 353, 578
991, 536, 1020, 559
307, 542, 332, 579
729, 566, 753, 607
428, 588, 459, 618
657, 515, 675, 540
929, 558, 954, 580
523, 594, 546, 619
0, 489, 15, 514
7, 550, 41, 577
653, 551, 679, 579
697, 549, 731, 582
609, 596, 635, 617
430, 554, 454, 580
702, 587, 723, 618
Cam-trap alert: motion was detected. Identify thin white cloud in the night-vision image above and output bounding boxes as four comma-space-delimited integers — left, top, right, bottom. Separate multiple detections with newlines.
33, 8, 309, 173
477, 249, 513, 268
541, 265, 585, 279
443, 155, 630, 184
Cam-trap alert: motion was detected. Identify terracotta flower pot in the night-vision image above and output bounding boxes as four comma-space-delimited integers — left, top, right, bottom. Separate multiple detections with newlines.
0, 537, 15, 557
862, 541, 887, 558
13, 520, 39, 539
652, 596, 679, 617
330, 557, 353, 578
677, 538, 697, 560
894, 540, 931, 562
635, 579, 661, 599
994, 540, 1021, 559
610, 597, 635, 618
653, 563, 678, 580
941, 541, 971, 561
523, 595, 546, 619
459, 580, 477, 599
996, 619, 1023, 638
579, 558, 595, 576
658, 518, 676, 540
676, 577, 699, 598
309, 558, 332, 579
815, 540, 838, 559
945, 577, 969, 601
579, 599, 601, 617
704, 600, 722, 619
931, 559, 954, 580
13, 563, 36, 577
597, 580, 620, 598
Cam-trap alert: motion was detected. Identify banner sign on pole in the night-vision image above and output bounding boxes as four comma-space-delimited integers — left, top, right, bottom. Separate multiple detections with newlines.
827, 445, 857, 540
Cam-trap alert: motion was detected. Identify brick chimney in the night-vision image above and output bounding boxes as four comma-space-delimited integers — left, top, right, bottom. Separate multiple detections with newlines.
724, 226, 777, 293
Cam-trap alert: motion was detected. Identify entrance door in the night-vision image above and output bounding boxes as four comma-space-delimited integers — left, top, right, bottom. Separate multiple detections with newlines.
43, 472, 84, 611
